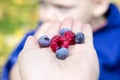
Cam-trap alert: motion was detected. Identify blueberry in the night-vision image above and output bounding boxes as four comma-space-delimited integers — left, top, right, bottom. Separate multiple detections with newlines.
56, 47, 69, 60
59, 28, 71, 36
75, 32, 85, 44
38, 35, 51, 47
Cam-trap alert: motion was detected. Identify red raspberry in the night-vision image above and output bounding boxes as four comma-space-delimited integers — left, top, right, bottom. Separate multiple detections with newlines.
50, 35, 61, 52
70, 39, 76, 45
50, 35, 69, 52
62, 41, 69, 48
51, 35, 61, 42
60, 37, 69, 48
63, 31, 75, 45
50, 41, 59, 52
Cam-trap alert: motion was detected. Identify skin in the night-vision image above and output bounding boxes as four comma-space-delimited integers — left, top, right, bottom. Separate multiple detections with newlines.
10, 0, 109, 79
18, 19, 99, 80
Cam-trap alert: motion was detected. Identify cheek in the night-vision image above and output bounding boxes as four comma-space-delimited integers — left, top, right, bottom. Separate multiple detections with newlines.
78, 2, 94, 22
59, 9, 90, 22
65, 1, 94, 22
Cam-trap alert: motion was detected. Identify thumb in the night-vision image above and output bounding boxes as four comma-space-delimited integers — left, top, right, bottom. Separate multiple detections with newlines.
23, 36, 40, 49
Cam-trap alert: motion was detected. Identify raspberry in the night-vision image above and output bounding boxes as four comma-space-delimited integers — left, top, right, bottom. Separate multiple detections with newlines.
50, 42, 59, 52
60, 36, 69, 48
50, 35, 61, 52
59, 28, 71, 36
61, 41, 69, 48
50, 35, 69, 52
56, 47, 69, 60
38, 35, 51, 47
63, 31, 75, 45
75, 32, 85, 44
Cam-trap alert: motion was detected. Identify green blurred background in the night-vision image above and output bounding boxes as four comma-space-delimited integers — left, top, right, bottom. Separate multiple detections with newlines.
0, 0, 39, 74
0, 0, 120, 75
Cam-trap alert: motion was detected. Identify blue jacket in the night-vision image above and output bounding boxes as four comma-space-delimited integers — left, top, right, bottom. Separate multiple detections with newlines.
2, 4, 120, 80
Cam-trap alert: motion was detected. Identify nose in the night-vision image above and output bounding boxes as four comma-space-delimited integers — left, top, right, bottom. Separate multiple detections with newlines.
39, 7, 57, 22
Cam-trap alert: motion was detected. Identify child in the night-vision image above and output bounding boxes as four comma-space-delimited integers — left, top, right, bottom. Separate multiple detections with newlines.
2, 0, 120, 80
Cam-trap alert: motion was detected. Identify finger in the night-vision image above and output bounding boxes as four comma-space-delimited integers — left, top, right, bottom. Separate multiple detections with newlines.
24, 36, 40, 49
82, 24, 93, 46
60, 18, 73, 30
68, 20, 83, 56
45, 21, 61, 38
72, 20, 83, 33
34, 22, 52, 39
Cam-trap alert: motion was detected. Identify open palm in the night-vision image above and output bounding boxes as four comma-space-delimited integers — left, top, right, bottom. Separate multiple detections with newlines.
18, 18, 99, 80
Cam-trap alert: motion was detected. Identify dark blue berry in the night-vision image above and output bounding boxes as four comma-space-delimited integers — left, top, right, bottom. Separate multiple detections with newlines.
59, 28, 71, 36
75, 32, 85, 44
38, 35, 51, 47
56, 47, 69, 60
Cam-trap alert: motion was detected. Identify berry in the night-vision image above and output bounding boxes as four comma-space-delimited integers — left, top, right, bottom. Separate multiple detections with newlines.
75, 32, 85, 44
63, 31, 75, 45
61, 41, 69, 48
50, 42, 59, 52
50, 35, 69, 52
59, 28, 71, 36
60, 36, 69, 48
50, 35, 61, 52
38, 35, 51, 47
56, 47, 69, 60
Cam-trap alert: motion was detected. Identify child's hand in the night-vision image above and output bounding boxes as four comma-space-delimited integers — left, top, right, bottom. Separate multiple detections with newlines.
18, 18, 99, 80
